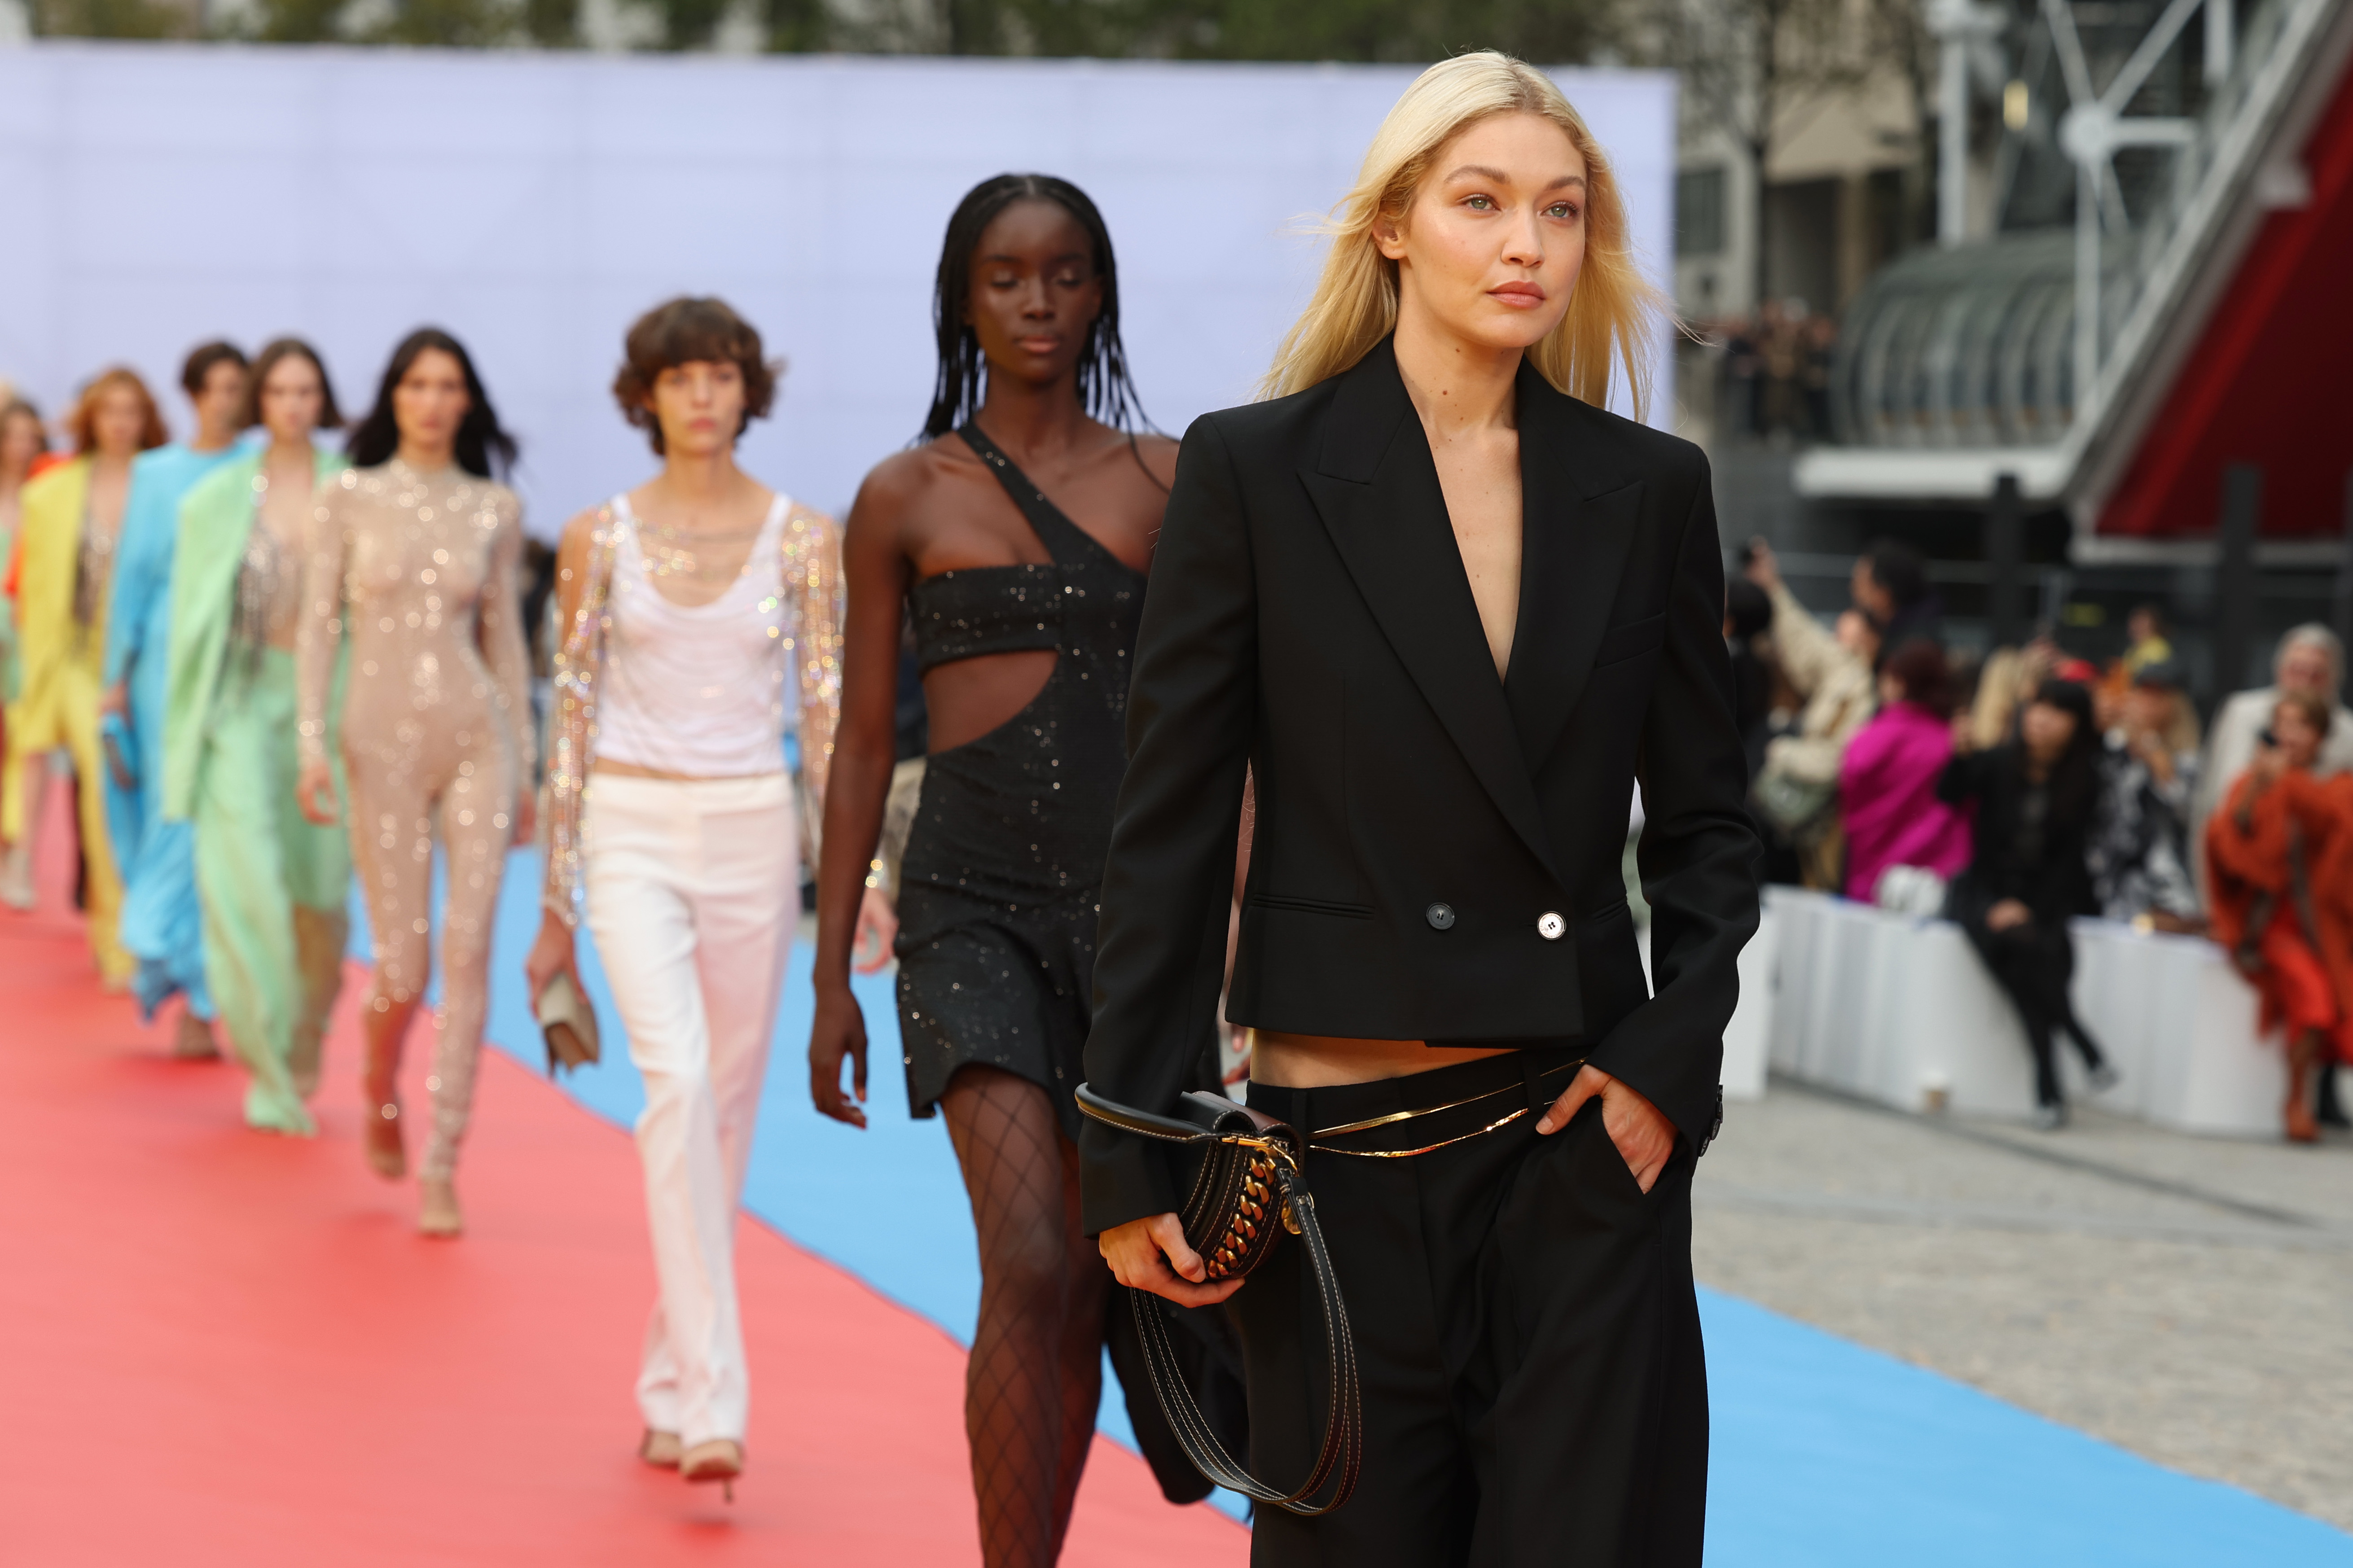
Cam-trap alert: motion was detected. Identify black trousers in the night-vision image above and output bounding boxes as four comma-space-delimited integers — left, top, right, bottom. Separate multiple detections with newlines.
1951, 893, 2105, 1107
1232, 1047, 1707, 1567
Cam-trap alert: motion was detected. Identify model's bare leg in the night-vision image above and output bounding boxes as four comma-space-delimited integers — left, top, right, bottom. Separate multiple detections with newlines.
0, 749, 53, 910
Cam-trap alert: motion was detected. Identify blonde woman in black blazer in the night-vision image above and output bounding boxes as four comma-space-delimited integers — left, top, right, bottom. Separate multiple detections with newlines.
1083, 53, 1758, 1567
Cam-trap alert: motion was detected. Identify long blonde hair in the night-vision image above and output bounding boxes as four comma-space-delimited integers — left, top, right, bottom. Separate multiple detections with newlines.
1262, 52, 1663, 415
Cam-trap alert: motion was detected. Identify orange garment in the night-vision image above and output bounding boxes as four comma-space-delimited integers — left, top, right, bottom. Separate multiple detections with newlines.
2205, 770, 2353, 1061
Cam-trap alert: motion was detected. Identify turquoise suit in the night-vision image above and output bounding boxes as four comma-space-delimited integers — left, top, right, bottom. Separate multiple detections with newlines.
104, 440, 247, 1021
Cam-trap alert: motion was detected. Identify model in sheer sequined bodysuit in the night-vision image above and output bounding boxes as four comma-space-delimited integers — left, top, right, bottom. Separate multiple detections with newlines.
298, 458, 535, 1183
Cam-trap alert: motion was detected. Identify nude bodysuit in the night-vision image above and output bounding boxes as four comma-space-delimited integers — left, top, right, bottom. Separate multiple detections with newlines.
298, 459, 535, 1181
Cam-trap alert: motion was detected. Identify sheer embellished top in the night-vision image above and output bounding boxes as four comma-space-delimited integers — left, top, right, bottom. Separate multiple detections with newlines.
296, 459, 535, 775
540, 494, 845, 927
594, 493, 795, 777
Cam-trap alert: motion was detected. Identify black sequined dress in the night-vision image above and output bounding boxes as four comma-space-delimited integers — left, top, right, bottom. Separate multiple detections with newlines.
896, 427, 1144, 1139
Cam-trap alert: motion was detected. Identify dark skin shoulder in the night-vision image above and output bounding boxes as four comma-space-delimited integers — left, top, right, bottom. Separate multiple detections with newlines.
809, 423, 1173, 1125
810, 190, 1177, 1126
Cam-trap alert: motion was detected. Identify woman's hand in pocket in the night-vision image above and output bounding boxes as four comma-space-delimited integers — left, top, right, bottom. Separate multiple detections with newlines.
1536, 1064, 1674, 1192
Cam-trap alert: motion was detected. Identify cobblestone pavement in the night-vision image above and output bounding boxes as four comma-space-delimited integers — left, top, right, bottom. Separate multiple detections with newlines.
1692, 1081, 2353, 1530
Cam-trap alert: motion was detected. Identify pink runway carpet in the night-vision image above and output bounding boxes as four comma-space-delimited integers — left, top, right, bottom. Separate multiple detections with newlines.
0, 787, 1247, 1565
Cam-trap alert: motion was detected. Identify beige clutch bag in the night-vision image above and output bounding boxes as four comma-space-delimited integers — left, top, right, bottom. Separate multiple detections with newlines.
535, 972, 601, 1076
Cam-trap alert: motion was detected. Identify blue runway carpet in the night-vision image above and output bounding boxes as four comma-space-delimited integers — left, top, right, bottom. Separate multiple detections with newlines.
361, 850, 2353, 1563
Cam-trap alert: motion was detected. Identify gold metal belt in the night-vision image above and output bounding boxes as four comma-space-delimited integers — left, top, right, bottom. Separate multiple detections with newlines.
1305, 1057, 1586, 1159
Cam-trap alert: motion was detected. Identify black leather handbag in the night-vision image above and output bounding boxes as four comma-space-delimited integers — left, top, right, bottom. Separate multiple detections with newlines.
1075, 1082, 1360, 1515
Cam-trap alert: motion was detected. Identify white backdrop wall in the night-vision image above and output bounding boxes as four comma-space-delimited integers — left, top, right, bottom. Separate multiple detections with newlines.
0, 42, 1676, 535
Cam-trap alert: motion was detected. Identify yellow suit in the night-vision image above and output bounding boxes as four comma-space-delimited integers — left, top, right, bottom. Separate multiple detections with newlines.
4, 457, 131, 984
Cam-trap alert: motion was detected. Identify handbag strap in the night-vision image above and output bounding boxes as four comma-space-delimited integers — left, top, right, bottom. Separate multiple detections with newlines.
1074, 1082, 1225, 1144
1127, 1160, 1361, 1514
1079, 1085, 1361, 1514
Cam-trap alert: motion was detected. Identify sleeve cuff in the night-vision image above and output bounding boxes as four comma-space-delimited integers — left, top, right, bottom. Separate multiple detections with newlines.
1078, 1122, 1180, 1239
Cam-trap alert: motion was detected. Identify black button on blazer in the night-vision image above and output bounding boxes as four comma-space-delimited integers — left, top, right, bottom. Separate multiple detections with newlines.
1080, 337, 1761, 1235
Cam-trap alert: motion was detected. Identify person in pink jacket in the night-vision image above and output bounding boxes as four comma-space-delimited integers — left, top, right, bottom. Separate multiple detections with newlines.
1841, 638, 1974, 902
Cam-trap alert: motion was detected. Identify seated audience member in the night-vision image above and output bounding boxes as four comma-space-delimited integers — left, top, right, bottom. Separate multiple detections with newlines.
2204, 692, 2353, 1143
1964, 638, 2059, 752
2121, 604, 2173, 676
1839, 638, 1971, 905
1940, 679, 2115, 1128
1744, 539, 1874, 889
2198, 628, 2353, 1128
2194, 626, 2353, 876
2091, 661, 2203, 931
1724, 574, 1775, 783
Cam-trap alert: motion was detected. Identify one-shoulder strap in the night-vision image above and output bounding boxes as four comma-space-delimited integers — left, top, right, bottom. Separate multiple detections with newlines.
957, 422, 1115, 570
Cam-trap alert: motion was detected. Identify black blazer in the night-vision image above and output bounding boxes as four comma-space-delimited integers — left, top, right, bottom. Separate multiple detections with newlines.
1080, 339, 1760, 1235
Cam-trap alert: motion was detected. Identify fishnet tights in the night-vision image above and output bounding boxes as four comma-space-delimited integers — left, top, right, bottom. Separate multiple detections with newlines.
943, 1065, 1107, 1567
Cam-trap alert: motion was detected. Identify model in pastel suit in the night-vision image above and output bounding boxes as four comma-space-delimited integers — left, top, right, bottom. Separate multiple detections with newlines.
104, 342, 250, 1055
0, 397, 47, 909
3, 369, 170, 984
167, 341, 352, 1136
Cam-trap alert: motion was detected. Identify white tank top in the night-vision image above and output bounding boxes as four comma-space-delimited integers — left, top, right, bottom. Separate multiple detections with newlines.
594, 493, 792, 777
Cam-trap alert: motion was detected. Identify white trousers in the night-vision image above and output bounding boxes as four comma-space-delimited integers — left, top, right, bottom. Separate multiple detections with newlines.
583, 771, 796, 1447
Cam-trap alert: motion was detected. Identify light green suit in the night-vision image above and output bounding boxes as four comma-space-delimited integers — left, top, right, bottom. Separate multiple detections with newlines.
166, 449, 351, 1134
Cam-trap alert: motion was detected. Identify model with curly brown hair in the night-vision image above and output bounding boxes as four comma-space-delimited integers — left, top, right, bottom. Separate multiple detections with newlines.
524, 297, 878, 1496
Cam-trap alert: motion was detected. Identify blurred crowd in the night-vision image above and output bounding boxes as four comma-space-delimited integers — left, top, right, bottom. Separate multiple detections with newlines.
1728, 540, 2353, 1141
1712, 300, 1837, 443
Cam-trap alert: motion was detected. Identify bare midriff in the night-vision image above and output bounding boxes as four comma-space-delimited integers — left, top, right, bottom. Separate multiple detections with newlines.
1248, 1031, 1518, 1089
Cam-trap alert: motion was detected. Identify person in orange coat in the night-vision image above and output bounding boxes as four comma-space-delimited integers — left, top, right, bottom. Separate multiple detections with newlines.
2204, 689, 2353, 1142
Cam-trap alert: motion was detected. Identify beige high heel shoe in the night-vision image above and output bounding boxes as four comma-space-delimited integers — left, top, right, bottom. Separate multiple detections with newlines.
680, 1438, 743, 1501
639, 1430, 682, 1469
171, 1012, 221, 1061
364, 1099, 407, 1180
0, 842, 35, 911
417, 1177, 462, 1238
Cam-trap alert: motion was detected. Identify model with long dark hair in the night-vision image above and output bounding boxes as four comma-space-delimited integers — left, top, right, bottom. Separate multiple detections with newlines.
296, 328, 534, 1236
808, 174, 1177, 1565
1940, 677, 2114, 1126
1086, 55, 1758, 1564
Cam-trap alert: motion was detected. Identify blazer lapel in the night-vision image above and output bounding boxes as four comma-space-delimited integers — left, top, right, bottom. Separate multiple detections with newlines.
1505, 364, 1644, 774
1301, 342, 1559, 876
